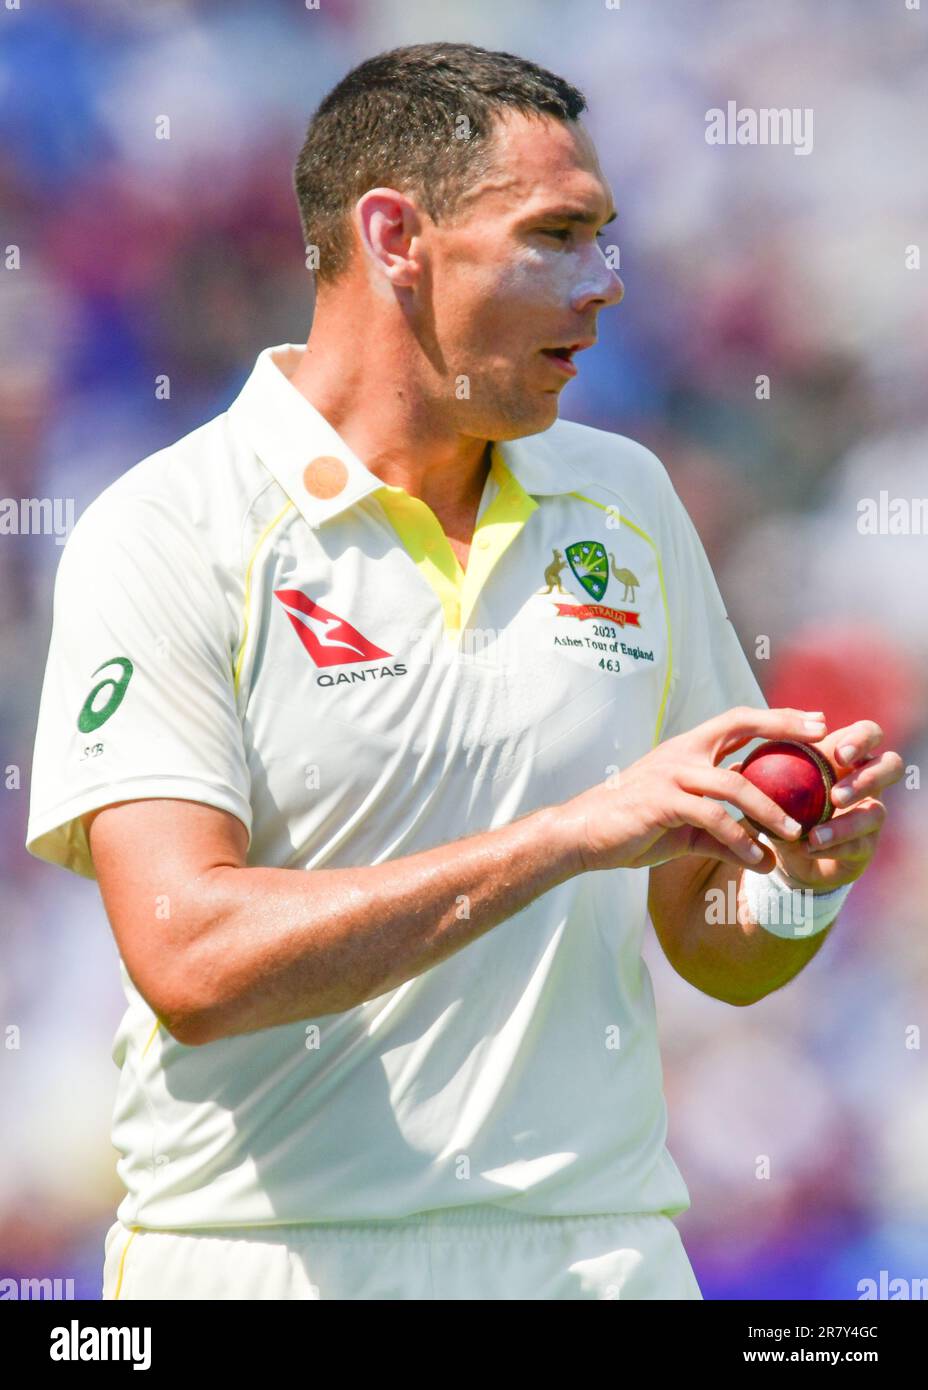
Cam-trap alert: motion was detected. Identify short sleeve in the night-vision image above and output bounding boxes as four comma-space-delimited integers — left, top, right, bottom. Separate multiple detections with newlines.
657, 477, 769, 770
25, 490, 253, 880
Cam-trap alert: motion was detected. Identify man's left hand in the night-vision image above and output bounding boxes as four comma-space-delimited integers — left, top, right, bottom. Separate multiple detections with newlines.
731, 721, 905, 892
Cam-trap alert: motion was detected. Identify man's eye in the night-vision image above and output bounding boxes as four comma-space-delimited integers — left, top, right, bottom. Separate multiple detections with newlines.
541, 228, 608, 243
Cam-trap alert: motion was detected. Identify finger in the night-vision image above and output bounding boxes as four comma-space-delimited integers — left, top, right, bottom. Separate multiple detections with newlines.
678, 763, 807, 843
804, 835, 874, 864
736, 819, 778, 872
701, 706, 829, 762
807, 799, 886, 850
830, 751, 905, 809
680, 822, 766, 867
675, 789, 772, 868
817, 720, 884, 770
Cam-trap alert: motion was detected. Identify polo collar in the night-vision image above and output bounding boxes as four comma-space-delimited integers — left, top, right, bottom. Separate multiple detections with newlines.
227, 343, 585, 528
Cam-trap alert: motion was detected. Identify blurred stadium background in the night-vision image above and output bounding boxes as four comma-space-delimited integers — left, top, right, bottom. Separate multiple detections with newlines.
1, 0, 926, 1299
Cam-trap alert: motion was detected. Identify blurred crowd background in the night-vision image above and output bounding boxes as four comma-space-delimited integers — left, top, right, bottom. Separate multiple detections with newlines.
2, 0, 926, 1300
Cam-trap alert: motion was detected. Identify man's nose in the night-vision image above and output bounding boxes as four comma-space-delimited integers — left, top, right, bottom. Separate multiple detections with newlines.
575, 266, 625, 312
599, 264, 625, 307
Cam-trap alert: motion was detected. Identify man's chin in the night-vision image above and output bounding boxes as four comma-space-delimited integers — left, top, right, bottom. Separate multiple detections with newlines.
532, 391, 562, 429
489, 399, 559, 441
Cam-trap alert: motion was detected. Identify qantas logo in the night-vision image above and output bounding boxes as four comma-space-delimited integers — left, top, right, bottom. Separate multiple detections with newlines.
273, 589, 392, 667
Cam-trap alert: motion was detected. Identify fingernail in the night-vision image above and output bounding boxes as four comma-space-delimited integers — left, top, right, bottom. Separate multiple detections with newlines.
839, 744, 857, 763
783, 816, 803, 837
746, 842, 765, 862
831, 785, 851, 805
803, 719, 827, 735
811, 824, 833, 846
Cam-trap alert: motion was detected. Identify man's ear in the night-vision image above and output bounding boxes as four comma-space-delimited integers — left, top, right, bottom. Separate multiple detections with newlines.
355, 188, 422, 287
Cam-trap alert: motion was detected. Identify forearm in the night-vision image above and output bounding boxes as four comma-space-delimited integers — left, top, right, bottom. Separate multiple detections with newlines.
667, 857, 837, 1006
177, 804, 579, 1043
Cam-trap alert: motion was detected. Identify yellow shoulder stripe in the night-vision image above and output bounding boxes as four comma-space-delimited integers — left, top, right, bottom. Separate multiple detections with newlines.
233, 499, 296, 695
113, 1226, 141, 1300
141, 1017, 161, 1057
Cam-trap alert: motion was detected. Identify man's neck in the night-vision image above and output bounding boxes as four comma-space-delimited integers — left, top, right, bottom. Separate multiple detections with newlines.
286, 338, 492, 519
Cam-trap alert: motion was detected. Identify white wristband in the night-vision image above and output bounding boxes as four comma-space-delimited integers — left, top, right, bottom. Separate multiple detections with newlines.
741, 835, 853, 938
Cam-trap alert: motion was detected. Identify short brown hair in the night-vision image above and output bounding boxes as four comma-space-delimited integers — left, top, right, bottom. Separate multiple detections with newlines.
293, 41, 586, 286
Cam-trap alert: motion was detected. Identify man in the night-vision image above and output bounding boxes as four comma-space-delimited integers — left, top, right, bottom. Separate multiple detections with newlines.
26, 42, 901, 1300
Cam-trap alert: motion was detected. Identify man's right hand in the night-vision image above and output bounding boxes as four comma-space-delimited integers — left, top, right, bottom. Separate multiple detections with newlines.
556, 706, 830, 875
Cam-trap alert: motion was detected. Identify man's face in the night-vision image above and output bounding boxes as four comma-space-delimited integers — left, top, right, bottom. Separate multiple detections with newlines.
420, 111, 624, 440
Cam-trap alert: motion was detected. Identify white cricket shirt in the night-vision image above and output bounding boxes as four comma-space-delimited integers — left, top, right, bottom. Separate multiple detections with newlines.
26, 342, 767, 1228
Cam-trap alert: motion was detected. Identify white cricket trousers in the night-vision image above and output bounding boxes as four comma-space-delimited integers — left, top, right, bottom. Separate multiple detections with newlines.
103, 1205, 703, 1300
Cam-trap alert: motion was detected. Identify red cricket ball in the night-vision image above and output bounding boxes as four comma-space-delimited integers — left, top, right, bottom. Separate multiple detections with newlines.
739, 739, 836, 837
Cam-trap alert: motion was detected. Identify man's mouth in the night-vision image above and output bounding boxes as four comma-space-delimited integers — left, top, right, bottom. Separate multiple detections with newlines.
540, 340, 594, 377
541, 346, 579, 377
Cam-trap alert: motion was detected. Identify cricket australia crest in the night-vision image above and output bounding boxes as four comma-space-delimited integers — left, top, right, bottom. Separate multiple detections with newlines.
565, 540, 608, 601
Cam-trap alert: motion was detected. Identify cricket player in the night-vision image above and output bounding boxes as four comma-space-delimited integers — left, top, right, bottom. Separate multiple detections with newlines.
25, 42, 902, 1300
